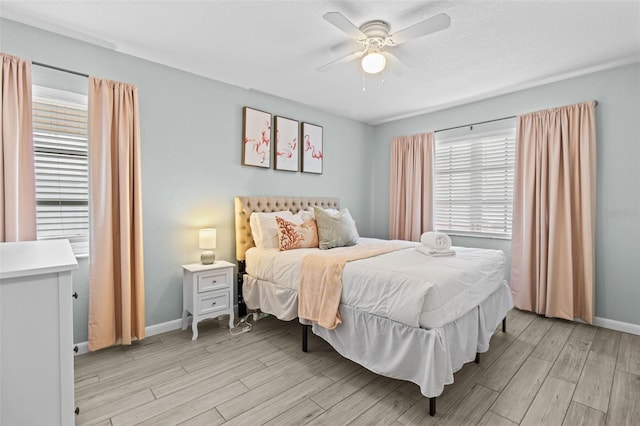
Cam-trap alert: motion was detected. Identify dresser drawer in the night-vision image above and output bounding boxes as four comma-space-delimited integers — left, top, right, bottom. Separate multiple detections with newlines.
198, 291, 230, 315
197, 271, 229, 293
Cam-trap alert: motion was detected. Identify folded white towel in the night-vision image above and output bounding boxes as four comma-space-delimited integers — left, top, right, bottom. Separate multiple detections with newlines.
420, 231, 452, 250
416, 245, 455, 257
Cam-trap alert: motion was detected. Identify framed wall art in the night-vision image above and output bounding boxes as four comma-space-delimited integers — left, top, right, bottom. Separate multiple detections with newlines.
274, 116, 299, 172
242, 107, 272, 168
301, 122, 323, 174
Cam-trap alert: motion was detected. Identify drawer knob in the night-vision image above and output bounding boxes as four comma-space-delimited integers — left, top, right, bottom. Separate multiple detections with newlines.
212, 280, 217, 284
72, 292, 79, 299
212, 301, 216, 305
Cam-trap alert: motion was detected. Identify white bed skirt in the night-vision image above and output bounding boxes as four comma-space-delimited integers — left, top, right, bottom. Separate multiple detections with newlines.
310, 281, 513, 398
244, 275, 513, 398
244, 275, 299, 320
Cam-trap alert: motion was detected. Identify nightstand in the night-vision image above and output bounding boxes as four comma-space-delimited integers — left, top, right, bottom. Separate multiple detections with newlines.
181, 260, 235, 340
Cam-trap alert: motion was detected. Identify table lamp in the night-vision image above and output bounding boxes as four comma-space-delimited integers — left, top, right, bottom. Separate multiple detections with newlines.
199, 228, 216, 264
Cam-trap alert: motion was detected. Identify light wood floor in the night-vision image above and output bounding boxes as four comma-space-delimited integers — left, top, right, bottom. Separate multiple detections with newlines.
74, 309, 640, 425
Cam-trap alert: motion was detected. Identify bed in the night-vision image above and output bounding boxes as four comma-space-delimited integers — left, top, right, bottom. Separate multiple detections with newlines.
234, 196, 513, 416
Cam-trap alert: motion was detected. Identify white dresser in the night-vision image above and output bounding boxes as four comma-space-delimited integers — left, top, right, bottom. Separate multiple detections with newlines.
0, 239, 79, 426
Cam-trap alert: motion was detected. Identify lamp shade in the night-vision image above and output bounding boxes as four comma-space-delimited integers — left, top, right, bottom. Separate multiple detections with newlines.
199, 228, 216, 249
361, 51, 386, 74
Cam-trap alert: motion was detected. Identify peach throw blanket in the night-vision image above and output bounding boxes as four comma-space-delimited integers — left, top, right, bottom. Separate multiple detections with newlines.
298, 241, 414, 329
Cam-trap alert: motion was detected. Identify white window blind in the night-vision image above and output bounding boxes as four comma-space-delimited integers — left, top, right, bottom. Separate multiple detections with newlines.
32, 86, 89, 255
434, 129, 516, 239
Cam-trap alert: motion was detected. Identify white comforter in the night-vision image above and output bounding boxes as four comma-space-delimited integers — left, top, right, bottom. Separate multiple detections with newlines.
245, 238, 506, 329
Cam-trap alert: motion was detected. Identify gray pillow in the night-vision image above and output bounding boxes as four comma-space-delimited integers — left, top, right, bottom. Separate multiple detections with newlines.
314, 207, 359, 249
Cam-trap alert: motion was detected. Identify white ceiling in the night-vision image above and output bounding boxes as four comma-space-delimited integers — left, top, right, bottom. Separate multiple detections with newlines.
2, 1, 639, 124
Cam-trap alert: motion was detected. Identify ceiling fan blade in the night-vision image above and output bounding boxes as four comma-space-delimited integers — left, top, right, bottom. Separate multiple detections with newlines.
390, 13, 451, 45
387, 45, 415, 68
330, 39, 362, 54
323, 12, 367, 39
316, 50, 365, 72
384, 51, 411, 77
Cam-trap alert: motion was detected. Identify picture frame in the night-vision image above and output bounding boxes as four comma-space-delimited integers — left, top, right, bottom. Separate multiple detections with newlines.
301, 122, 323, 174
274, 116, 299, 172
242, 107, 272, 168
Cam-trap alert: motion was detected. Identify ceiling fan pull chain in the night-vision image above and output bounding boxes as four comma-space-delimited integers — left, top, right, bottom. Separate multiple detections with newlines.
362, 69, 366, 92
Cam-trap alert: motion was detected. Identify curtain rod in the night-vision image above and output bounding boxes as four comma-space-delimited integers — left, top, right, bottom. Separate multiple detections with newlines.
435, 101, 599, 134
32, 61, 88, 78
434, 115, 516, 133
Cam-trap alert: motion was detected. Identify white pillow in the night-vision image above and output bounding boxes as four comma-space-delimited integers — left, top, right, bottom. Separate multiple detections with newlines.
250, 210, 292, 249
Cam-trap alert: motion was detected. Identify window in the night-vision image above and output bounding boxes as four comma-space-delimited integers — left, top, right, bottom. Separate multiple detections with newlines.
32, 86, 89, 255
434, 128, 516, 239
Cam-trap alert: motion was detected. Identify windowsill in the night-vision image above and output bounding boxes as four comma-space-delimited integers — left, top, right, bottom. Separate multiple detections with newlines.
443, 233, 512, 241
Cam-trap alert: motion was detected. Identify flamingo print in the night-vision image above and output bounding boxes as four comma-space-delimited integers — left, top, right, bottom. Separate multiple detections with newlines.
244, 120, 270, 164
276, 130, 297, 159
304, 134, 323, 159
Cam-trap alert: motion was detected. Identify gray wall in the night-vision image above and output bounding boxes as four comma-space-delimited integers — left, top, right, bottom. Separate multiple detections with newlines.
1, 19, 374, 343
371, 63, 640, 326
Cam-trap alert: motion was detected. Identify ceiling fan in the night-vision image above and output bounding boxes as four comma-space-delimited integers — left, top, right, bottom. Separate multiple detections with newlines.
317, 11, 451, 75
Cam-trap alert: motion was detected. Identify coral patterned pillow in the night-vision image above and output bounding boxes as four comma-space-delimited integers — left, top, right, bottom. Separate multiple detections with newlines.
275, 216, 319, 251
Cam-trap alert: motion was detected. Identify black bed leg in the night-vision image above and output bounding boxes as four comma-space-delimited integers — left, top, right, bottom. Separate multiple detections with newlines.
475, 352, 480, 364
502, 317, 507, 333
236, 262, 247, 317
302, 324, 309, 353
429, 397, 436, 416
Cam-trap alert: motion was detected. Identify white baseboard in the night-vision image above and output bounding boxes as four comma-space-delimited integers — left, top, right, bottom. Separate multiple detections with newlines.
74, 318, 186, 356
145, 318, 185, 337
594, 316, 640, 336
74, 341, 89, 355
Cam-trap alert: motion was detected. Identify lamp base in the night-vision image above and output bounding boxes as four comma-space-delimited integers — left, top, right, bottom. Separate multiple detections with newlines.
201, 250, 215, 265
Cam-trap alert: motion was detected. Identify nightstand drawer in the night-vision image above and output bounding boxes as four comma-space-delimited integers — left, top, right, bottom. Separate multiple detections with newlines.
197, 271, 229, 293
198, 291, 230, 315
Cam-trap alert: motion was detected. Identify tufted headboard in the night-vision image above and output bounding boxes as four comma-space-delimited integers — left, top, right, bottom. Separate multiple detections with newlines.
234, 196, 340, 261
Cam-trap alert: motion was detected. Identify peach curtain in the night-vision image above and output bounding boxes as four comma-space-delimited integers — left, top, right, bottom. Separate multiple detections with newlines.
0, 53, 36, 242
88, 76, 145, 351
389, 132, 434, 241
510, 101, 596, 323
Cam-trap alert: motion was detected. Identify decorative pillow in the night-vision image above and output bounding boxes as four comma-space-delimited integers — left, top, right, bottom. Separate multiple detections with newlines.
331, 208, 359, 239
314, 206, 359, 249
307, 207, 360, 239
275, 216, 319, 251
249, 210, 292, 249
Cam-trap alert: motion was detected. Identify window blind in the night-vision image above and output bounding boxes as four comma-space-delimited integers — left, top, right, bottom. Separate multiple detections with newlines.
32, 86, 89, 255
434, 129, 516, 239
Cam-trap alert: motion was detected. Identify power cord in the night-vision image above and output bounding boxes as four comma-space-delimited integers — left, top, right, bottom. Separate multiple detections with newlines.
228, 311, 269, 336
229, 314, 252, 336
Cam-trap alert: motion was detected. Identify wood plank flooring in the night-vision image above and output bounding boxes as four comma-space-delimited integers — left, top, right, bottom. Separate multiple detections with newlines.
74, 309, 640, 425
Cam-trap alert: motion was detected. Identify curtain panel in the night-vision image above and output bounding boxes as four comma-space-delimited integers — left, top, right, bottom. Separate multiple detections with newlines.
510, 101, 596, 323
0, 53, 36, 242
88, 76, 145, 351
389, 132, 434, 241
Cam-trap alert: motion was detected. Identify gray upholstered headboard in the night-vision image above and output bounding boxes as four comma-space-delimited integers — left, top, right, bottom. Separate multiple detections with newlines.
234, 196, 339, 261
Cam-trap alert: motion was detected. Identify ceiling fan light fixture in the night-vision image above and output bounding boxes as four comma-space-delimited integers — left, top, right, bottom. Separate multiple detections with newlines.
361, 50, 386, 74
